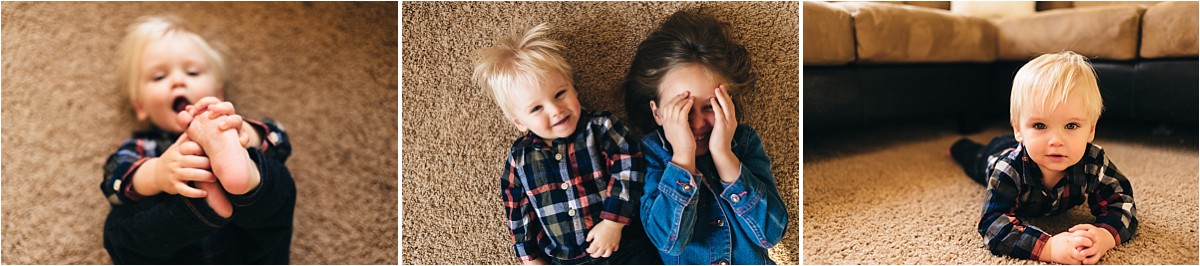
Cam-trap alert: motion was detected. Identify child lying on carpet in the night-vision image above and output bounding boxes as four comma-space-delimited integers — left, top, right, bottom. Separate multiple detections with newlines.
101, 15, 296, 264
473, 23, 660, 264
623, 11, 788, 264
950, 51, 1138, 264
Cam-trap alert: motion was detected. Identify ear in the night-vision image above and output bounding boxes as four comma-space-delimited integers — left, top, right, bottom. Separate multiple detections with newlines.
649, 101, 663, 125
133, 98, 148, 121
510, 117, 528, 132
1011, 120, 1023, 142
1087, 123, 1097, 143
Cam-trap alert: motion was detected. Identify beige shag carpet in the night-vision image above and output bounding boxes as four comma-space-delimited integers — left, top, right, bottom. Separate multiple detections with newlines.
401, 2, 799, 264
2, 2, 397, 264
804, 124, 1199, 264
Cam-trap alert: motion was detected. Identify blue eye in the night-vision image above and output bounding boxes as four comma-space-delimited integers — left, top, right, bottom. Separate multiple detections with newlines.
530, 106, 542, 113
1033, 123, 1046, 130
1066, 123, 1079, 130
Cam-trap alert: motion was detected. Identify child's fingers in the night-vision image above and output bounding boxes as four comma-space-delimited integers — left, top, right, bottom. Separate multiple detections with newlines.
719, 86, 737, 123
177, 141, 204, 156
177, 109, 194, 129
711, 97, 724, 126
175, 182, 208, 198
1069, 224, 1097, 233
602, 249, 612, 258
220, 115, 245, 131
177, 167, 216, 183
179, 155, 212, 170
207, 102, 237, 119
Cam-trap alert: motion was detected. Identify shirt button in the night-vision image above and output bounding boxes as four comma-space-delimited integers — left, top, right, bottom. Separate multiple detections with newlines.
712, 259, 728, 265
568, 209, 576, 216
555, 153, 563, 160
268, 132, 280, 144
112, 179, 122, 191
730, 194, 741, 203
560, 183, 570, 190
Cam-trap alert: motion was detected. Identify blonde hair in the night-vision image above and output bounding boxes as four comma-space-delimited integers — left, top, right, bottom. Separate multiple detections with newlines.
471, 23, 573, 120
1009, 51, 1104, 123
117, 15, 227, 105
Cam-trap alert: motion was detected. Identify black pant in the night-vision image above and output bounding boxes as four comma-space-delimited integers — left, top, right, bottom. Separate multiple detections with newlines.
103, 148, 296, 264
951, 134, 1019, 186
550, 220, 664, 265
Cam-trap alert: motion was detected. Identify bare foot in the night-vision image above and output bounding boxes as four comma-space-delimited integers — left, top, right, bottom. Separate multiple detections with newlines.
195, 181, 232, 218
188, 111, 258, 195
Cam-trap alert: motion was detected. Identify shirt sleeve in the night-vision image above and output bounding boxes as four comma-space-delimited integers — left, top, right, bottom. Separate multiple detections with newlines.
1084, 148, 1138, 245
978, 158, 1051, 260
245, 118, 291, 164
597, 115, 642, 224
717, 126, 788, 249
101, 138, 151, 205
638, 133, 700, 256
500, 152, 544, 262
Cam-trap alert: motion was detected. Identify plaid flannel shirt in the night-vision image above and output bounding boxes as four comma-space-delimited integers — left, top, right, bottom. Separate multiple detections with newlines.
979, 142, 1137, 260
500, 110, 643, 262
102, 119, 291, 205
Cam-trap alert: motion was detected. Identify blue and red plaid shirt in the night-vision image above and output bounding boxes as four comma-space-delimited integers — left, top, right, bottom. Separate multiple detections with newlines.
979, 142, 1137, 260
500, 110, 643, 262
102, 119, 291, 205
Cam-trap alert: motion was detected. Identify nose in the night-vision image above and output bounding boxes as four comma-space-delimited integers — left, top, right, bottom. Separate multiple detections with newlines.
1047, 131, 1064, 146
546, 102, 564, 118
688, 102, 706, 131
168, 70, 187, 89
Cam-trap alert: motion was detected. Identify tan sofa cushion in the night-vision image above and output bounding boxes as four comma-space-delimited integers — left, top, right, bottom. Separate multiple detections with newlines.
837, 2, 996, 63
996, 6, 1143, 61
804, 1, 856, 65
903, 1, 950, 10
950, 1, 1035, 21
1140, 1, 1199, 59
1072, 1, 1158, 9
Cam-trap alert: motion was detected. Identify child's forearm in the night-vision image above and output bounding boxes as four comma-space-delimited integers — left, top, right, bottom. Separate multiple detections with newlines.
711, 149, 741, 184
131, 158, 162, 197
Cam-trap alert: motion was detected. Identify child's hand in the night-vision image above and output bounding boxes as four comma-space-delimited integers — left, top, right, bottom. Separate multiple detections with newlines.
1068, 224, 1116, 264
178, 97, 250, 147
585, 220, 625, 258
708, 85, 737, 153
154, 133, 216, 198
1042, 231, 1095, 264
651, 91, 697, 172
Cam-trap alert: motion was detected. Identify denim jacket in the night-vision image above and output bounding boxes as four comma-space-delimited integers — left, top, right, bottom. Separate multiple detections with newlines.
639, 125, 788, 264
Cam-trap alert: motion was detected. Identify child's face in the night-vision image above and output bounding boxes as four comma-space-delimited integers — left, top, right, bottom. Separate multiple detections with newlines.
508, 73, 581, 142
1012, 93, 1096, 179
134, 33, 223, 133
656, 64, 722, 156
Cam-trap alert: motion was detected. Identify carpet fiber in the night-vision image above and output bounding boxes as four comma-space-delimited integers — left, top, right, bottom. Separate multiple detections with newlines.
803, 125, 1199, 264
2, 2, 397, 264
402, 2, 798, 264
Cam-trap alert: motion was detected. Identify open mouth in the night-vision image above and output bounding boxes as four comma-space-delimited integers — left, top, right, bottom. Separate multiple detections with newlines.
172, 96, 190, 113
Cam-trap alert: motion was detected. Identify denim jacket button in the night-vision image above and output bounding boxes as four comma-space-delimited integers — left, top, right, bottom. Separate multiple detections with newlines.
730, 194, 741, 203
712, 259, 728, 265
682, 184, 692, 191
715, 219, 724, 227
